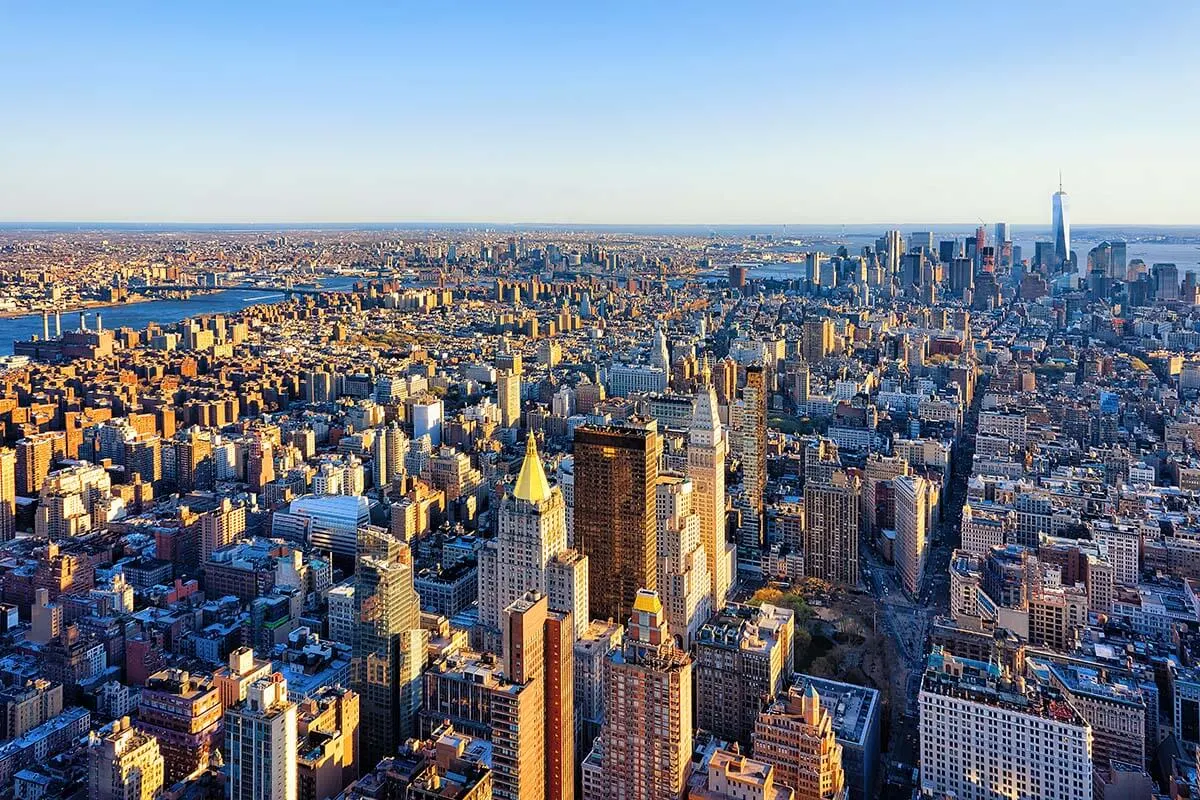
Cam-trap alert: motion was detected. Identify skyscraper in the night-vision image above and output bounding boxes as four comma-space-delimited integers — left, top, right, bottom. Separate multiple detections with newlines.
87, 717, 165, 800
498, 370, 522, 429
689, 367, 734, 610
423, 596, 566, 800
801, 319, 833, 364
1052, 177, 1071, 271
225, 673, 298, 800
803, 471, 862, 587
543, 610, 576, 800
654, 474, 712, 648
382, 421, 407, 486
882, 230, 903, 277
0, 448, 14, 542
352, 525, 424, 769
753, 684, 847, 800
893, 475, 931, 598
651, 326, 670, 371
993, 221, 1010, 246
502, 592, 575, 800
694, 603, 794, 747
573, 425, 658, 624
737, 365, 767, 555
919, 648, 1092, 800
1110, 240, 1128, 281
573, 620, 624, 764
500, 595, 549, 800
595, 590, 693, 800
479, 436, 582, 638
16, 432, 57, 496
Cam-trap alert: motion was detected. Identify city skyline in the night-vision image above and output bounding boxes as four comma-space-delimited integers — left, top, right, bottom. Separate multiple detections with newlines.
4, 3, 1199, 224
6, 4, 1200, 800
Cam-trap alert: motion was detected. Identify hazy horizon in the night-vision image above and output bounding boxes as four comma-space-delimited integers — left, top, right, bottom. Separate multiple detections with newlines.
2, 221, 1199, 233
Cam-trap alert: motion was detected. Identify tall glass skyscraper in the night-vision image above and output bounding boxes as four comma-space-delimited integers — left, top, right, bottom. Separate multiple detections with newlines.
1052, 178, 1071, 270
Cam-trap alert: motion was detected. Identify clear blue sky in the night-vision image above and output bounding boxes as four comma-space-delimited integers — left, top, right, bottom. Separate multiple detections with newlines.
2, 1, 1197, 224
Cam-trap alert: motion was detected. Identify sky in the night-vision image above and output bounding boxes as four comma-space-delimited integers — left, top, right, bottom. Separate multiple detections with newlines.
2, 1, 1198, 225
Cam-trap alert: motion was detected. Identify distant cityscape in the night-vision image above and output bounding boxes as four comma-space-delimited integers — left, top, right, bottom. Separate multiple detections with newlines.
0, 180, 1199, 800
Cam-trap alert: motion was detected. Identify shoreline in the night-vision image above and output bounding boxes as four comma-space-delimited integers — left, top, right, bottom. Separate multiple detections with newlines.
0, 295, 158, 320
0, 275, 362, 324
0, 291, 225, 321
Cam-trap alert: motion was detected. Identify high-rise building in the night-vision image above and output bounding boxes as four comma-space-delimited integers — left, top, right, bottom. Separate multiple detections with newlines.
0, 678, 63, 739
694, 603, 794, 747
573, 425, 658, 624
919, 648, 1093, 800
225, 673, 298, 800
595, 590, 693, 800
174, 427, 215, 493
371, 431, 389, 490
479, 436, 573, 637
654, 475, 712, 648
573, 620, 623, 764
87, 716, 165, 800
801, 320, 833, 364
651, 326, 671, 371
860, 454, 908, 537
381, 421, 407, 487
502, 592, 575, 800
882, 230, 903, 277
0, 448, 14, 541
34, 462, 112, 539
1044, 662, 1146, 772
135, 669, 223, 784
352, 526, 424, 769
498, 370, 523, 429
994, 222, 1010, 246
500, 594, 548, 800
1052, 178, 1071, 271
296, 686, 360, 800
213, 646, 273, 711
802, 471, 861, 587
737, 365, 768, 554
199, 498, 248, 563
16, 432, 59, 496
908, 231, 934, 254
893, 475, 930, 598
543, 610, 575, 800
247, 434, 275, 493
688, 368, 734, 610
412, 398, 444, 448
422, 649, 545, 800
1154, 262, 1180, 301
753, 684, 847, 800
729, 265, 748, 290
1110, 240, 1128, 281
547, 549, 590, 640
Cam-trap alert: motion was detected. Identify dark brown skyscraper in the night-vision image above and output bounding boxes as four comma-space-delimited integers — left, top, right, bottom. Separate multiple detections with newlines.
736, 365, 767, 552
573, 425, 658, 624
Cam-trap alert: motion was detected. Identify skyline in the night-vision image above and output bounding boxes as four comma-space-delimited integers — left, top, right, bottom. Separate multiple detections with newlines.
4, 2, 1200, 225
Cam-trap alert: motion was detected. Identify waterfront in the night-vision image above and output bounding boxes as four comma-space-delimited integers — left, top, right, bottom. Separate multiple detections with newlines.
0, 275, 361, 356
719, 238, 1200, 282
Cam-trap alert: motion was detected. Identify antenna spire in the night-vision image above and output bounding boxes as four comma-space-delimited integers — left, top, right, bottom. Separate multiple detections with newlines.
1058, 170, 1063, 192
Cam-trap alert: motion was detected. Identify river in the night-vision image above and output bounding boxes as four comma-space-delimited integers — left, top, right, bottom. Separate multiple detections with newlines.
0, 275, 363, 356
